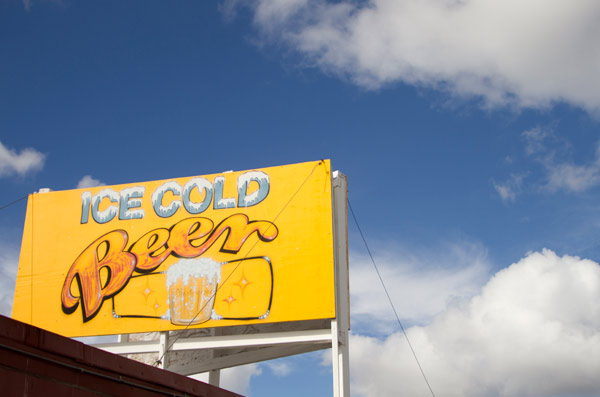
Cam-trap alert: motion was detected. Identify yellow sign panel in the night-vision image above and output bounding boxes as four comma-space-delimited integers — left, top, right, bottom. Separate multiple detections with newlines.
12, 160, 335, 337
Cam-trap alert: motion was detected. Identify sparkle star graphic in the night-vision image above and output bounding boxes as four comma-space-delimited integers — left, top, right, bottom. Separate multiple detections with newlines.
222, 294, 237, 310
232, 271, 252, 298
141, 278, 154, 305
150, 296, 162, 316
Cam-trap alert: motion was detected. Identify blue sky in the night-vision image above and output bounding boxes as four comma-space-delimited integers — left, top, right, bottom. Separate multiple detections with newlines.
2, 1, 600, 396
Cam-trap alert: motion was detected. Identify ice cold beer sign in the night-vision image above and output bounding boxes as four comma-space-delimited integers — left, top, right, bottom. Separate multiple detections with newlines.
12, 161, 336, 337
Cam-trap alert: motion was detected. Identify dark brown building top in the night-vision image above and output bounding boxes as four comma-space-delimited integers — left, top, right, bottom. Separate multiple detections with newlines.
0, 315, 241, 397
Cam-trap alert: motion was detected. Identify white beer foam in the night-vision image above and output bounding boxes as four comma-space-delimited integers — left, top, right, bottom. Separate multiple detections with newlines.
166, 257, 222, 287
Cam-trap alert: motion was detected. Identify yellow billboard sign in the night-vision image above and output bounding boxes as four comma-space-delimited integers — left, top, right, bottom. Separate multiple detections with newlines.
12, 160, 335, 337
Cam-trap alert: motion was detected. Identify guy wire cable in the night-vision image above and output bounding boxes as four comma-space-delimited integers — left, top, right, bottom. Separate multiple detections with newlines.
154, 160, 325, 367
348, 199, 436, 397
0, 194, 28, 212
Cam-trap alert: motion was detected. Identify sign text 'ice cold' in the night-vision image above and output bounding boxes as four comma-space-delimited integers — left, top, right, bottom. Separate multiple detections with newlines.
80, 171, 269, 224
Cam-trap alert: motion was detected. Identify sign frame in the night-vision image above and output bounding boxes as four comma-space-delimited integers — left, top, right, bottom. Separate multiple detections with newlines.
13, 160, 337, 337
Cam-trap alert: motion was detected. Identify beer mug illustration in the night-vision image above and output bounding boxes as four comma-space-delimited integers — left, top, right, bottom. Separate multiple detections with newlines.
111, 256, 273, 324
166, 257, 221, 326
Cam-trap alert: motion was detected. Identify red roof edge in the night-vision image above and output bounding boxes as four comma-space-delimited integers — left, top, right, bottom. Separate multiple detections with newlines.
0, 315, 242, 397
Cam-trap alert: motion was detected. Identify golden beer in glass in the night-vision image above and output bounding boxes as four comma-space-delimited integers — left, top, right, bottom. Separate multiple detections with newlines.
166, 258, 221, 326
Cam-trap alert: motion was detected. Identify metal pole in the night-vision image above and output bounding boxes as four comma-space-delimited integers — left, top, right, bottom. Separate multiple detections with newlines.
158, 331, 169, 370
332, 171, 350, 396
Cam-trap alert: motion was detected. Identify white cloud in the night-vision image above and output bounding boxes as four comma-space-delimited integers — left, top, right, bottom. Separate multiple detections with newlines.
76, 175, 106, 189
0, 141, 45, 178
226, 0, 600, 114
350, 249, 600, 396
493, 173, 524, 202
546, 164, 600, 193
350, 240, 490, 334
497, 126, 600, 198
493, 181, 515, 202
265, 360, 293, 377
254, 0, 308, 28
522, 126, 552, 156
221, 364, 262, 395
520, 127, 600, 193
191, 364, 262, 395
544, 144, 600, 192
22, 0, 65, 11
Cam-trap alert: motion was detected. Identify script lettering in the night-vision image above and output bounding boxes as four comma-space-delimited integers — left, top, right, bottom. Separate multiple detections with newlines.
61, 230, 136, 321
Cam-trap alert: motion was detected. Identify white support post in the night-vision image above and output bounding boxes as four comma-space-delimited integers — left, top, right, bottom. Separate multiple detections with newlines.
332, 171, 350, 397
208, 368, 221, 387
208, 328, 221, 387
331, 319, 341, 397
157, 331, 169, 370
338, 325, 350, 397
